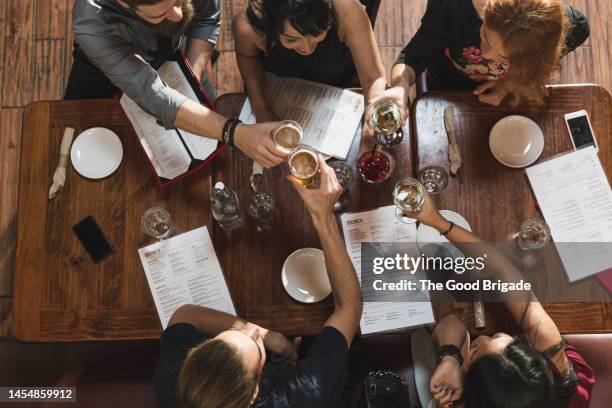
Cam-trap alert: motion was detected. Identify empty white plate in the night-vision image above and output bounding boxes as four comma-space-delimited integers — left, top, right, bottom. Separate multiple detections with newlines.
282, 248, 331, 303
71, 127, 123, 179
489, 115, 544, 168
417, 210, 472, 258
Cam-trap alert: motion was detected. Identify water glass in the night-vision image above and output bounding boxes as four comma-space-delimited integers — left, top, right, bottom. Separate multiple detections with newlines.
517, 219, 551, 250
141, 207, 173, 240
418, 165, 449, 194
248, 192, 275, 231
328, 160, 354, 190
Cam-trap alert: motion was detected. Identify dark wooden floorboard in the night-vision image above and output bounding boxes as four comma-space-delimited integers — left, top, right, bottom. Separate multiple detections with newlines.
0, 0, 609, 336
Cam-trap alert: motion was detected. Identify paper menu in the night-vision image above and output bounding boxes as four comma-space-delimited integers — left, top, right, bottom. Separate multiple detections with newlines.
239, 73, 364, 160
138, 226, 236, 329
120, 60, 219, 181
340, 205, 435, 335
526, 147, 612, 282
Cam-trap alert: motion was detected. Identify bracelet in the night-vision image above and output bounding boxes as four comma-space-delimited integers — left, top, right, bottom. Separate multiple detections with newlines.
437, 344, 464, 367
221, 119, 232, 144
228, 119, 242, 147
441, 221, 455, 236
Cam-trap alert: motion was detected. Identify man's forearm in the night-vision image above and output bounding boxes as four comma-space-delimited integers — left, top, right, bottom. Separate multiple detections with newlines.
186, 38, 215, 80
312, 214, 361, 309
174, 98, 226, 139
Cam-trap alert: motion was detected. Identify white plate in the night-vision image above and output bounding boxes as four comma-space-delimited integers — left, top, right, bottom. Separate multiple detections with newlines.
71, 127, 123, 179
282, 248, 331, 303
417, 210, 472, 258
489, 115, 544, 168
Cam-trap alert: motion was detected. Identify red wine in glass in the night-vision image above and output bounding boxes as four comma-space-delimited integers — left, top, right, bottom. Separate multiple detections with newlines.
358, 150, 393, 183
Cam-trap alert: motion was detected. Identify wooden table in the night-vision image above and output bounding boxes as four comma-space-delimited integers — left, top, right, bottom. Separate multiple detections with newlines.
13, 84, 612, 341
412, 85, 612, 335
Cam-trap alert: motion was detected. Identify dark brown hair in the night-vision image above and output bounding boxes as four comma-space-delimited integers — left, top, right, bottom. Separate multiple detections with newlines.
484, 0, 570, 105
178, 338, 261, 408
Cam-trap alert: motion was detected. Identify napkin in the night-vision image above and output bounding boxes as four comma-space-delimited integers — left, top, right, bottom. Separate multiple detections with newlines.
443, 106, 463, 176
250, 161, 264, 192
48, 127, 75, 200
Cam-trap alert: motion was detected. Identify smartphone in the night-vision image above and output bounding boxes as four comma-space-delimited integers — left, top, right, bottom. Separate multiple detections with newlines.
72, 216, 113, 263
564, 110, 598, 151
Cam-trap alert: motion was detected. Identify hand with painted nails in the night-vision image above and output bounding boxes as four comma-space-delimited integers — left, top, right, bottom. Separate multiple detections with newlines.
430, 355, 464, 407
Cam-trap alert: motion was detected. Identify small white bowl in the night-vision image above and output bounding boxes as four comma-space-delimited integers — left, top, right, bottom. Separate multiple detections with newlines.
71, 127, 123, 179
282, 248, 331, 303
489, 115, 544, 168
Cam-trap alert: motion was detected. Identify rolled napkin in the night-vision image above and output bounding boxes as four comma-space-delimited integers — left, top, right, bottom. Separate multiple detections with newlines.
48, 127, 75, 200
250, 161, 264, 192
443, 106, 463, 176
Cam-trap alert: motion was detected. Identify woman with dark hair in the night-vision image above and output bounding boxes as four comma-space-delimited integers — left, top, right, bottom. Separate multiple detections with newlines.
408, 193, 595, 408
373, 0, 589, 124
232, 0, 386, 125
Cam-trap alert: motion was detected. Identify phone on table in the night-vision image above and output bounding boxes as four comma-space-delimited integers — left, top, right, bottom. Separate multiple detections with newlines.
72, 216, 113, 263
564, 110, 598, 152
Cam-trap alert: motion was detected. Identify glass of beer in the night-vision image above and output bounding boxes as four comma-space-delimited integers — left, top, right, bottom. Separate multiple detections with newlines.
393, 178, 425, 223
357, 146, 394, 183
369, 99, 403, 147
288, 145, 319, 188
273, 120, 303, 152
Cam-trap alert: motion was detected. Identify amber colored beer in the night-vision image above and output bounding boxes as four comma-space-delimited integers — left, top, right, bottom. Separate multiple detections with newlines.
288, 146, 319, 188
273, 121, 303, 151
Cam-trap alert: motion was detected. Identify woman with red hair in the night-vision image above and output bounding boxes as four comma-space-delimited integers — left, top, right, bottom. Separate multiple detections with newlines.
374, 0, 589, 120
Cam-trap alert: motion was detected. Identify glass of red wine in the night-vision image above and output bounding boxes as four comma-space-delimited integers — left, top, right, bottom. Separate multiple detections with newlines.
357, 145, 394, 183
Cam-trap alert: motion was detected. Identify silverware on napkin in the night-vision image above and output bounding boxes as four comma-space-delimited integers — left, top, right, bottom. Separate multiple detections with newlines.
443, 106, 464, 183
48, 127, 75, 200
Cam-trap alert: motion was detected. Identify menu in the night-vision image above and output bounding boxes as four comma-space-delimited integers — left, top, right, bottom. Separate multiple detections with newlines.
526, 147, 612, 282
340, 205, 435, 335
239, 73, 364, 160
120, 58, 220, 183
138, 226, 236, 328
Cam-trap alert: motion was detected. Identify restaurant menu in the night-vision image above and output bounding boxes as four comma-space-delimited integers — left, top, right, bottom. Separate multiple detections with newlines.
340, 206, 435, 335
526, 147, 612, 282
138, 226, 236, 329
239, 73, 364, 160
120, 59, 219, 182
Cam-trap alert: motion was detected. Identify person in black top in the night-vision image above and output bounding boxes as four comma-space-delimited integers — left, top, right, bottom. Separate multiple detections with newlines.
231, 0, 386, 128
153, 156, 363, 408
372, 0, 589, 125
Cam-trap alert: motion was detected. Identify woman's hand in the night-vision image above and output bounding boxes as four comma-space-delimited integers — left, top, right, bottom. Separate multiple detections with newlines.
430, 356, 464, 407
404, 190, 448, 230
473, 79, 520, 107
264, 330, 301, 364
234, 122, 288, 168
366, 86, 409, 124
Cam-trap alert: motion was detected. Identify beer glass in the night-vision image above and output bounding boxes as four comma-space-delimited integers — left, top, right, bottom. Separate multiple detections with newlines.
273, 120, 303, 152
288, 145, 319, 188
393, 178, 425, 224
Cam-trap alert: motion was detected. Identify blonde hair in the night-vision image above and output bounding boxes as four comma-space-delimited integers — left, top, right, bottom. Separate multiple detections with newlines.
484, 0, 570, 104
178, 338, 261, 408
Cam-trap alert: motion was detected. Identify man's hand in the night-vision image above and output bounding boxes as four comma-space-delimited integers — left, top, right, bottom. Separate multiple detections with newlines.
473, 79, 519, 107
264, 331, 301, 364
287, 154, 342, 220
430, 356, 464, 407
234, 122, 288, 168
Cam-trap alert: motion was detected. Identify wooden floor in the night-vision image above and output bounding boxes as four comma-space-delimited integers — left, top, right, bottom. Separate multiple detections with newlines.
0, 0, 610, 336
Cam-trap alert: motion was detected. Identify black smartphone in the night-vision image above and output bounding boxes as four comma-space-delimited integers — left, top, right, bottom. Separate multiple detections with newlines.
72, 216, 113, 263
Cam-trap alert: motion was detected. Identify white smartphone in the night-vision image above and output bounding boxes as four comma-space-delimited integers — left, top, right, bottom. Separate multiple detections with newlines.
564, 110, 598, 152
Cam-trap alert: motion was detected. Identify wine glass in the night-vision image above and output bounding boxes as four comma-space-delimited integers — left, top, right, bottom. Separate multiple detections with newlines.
141, 207, 173, 240
370, 99, 403, 147
357, 146, 395, 183
247, 192, 274, 232
418, 166, 449, 194
517, 219, 551, 250
393, 178, 425, 224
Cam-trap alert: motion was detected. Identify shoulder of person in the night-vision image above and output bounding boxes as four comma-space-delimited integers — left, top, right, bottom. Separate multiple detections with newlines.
232, 10, 266, 49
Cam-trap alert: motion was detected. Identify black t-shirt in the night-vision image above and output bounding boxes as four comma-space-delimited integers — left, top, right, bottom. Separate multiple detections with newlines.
153, 323, 349, 408
396, 0, 590, 90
